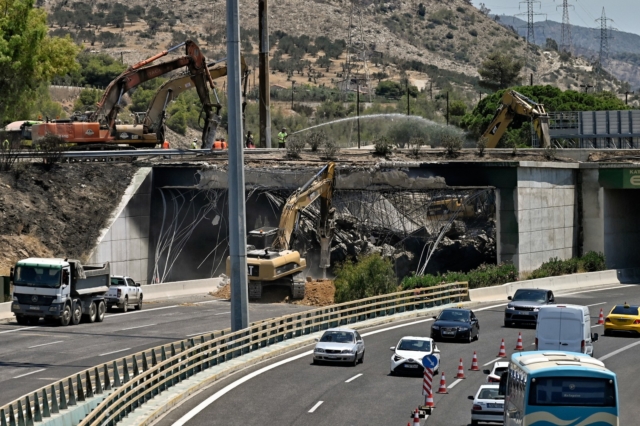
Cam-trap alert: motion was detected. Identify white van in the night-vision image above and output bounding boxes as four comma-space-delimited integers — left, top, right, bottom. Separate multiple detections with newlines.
535, 305, 598, 356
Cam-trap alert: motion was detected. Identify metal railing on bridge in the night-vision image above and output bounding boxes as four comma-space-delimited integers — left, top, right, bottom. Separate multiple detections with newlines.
0, 282, 468, 426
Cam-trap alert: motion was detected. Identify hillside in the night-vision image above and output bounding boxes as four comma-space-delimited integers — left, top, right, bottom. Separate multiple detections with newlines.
44, 0, 625, 104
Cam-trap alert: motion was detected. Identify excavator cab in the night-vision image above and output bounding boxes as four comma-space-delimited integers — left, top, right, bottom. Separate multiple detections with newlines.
247, 227, 278, 250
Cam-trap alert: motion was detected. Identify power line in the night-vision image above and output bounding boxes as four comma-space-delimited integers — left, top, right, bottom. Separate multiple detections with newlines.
595, 7, 614, 73
556, 0, 574, 54
517, 0, 545, 45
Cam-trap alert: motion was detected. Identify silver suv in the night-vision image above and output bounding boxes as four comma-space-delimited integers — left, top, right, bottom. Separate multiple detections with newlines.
504, 288, 555, 327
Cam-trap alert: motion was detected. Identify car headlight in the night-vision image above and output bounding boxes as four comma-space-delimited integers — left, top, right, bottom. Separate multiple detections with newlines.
315, 348, 325, 353
432, 325, 440, 330
13, 296, 18, 302
393, 354, 404, 362
342, 349, 355, 354
533, 307, 539, 312
507, 304, 513, 309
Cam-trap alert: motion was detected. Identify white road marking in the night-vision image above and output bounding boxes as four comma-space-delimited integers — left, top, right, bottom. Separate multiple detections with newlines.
0, 326, 36, 335
37, 378, 60, 380
483, 357, 502, 366
107, 305, 178, 318
119, 324, 156, 331
448, 378, 463, 389
214, 311, 230, 315
345, 374, 363, 383
599, 340, 640, 361
187, 331, 211, 337
99, 348, 131, 357
14, 369, 46, 379
193, 300, 224, 305
308, 401, 324, 413
28, 340, 64, 349
587, 302, 607, 307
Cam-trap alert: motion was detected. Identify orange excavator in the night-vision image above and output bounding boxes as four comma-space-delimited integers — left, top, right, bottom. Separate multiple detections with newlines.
31, 40, 218, 148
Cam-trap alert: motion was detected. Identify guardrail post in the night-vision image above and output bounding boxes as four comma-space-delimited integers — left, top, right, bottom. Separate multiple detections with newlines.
141, 352, 149, 374
58, 383, 67, 410
67, 378, 76, 406
112, 361, 121, 388
94, 367, 103, 395
132, 355, 140, 377
41, 389, 50, 418
123, 360, 131, 383
1, 408, 7, 426
8, 404, 16, 426
33, 392, 41, 422
25, 395, 34, 426
151, 348, 158, 367
76, 375, 85, 402
85, 371, 93, 398
49, 385, 58, 415
17, 400, 25, 426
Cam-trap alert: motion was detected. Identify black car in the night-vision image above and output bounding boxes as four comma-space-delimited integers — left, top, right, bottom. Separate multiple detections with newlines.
504, 288, 555, 327
430, 308, 480, 343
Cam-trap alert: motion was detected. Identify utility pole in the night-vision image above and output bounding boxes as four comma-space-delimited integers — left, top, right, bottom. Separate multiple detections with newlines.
259, 0, 271, 148
556, 0, 574, 54
291, 81, 295, 110
356, 82, 360, 149
530, 73, 533, 86
579, 84, 593, 93
596, 8, 614, 74
429, 81, 433, 101
446, 91, 449, 126
406, 83, 410, 116
226, 0, 249, 331
625, 91, 635, 105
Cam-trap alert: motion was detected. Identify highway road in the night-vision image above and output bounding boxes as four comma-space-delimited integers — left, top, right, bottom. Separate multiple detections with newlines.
155, 284, 640, 426
0, 295, 310, 406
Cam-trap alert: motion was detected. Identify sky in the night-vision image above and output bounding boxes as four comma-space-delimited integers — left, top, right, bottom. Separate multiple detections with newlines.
470, 0, 640, 36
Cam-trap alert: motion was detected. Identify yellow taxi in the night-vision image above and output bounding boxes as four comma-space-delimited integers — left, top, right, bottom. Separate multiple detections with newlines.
604, 303, 640, 336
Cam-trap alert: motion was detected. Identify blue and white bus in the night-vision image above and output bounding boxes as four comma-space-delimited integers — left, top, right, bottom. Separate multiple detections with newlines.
503, 351, 618, 426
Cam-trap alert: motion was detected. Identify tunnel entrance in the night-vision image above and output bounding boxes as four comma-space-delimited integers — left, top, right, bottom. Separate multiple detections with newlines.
603, 189, 640, 269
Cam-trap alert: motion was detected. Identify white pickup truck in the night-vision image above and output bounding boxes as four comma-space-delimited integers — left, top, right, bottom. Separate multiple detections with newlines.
105, 276, 143, 312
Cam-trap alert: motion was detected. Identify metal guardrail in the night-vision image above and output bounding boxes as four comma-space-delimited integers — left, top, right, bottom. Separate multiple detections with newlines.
0, 282, 468, 426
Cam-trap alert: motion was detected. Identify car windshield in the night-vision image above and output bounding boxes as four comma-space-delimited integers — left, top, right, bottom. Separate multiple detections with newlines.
438, 310, 469, 322
512, 290, 546, 302
111, 277, 125, 286
398, 339, 431, 352
478, 388, 501, 400
320, 331, 354, 343
13, 266, 61, 288
611, 305, 639, 315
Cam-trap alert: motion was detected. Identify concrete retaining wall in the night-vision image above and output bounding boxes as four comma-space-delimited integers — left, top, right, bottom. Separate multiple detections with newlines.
141, 278, 222, 300
469, 270, 620, 302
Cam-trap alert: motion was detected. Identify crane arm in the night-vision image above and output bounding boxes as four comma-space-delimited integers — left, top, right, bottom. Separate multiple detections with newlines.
91, 40, 210, 131
481, 90, 551, 148
271, 163, 336, 252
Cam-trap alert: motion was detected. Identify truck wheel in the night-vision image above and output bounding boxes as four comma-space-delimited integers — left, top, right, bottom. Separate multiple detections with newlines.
16, 315, 29, 326
84, 302, 97, 323
135, 295, 143, 310
122, 297, 128, 313
59, 304, 71, 326
95, 301, 106, 322
71, 301, 82, 325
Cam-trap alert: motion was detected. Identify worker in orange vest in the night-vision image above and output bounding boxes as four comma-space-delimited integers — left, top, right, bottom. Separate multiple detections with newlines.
221, 138, 227, 149
162, 140, 170, 149
213, 139, 222, 150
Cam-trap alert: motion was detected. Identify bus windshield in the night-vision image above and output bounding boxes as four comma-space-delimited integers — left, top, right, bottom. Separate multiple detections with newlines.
14, 266, 62, 288
528, 377, 616, 407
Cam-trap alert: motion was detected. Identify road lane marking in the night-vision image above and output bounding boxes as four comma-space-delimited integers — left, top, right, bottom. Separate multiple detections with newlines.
187, 331, 212, 337
587, 302, 607, 307
345, 374, 363, 383
107, 305, 178, 318
99, 348, 131, 356
193, 300, 224, 305
119, 324, 156, 331
37, 378, 60, 380
483, 357, 502, 366
448, 378, 463, 389
14, 369, 46, 379
28, 341, 64, 349
308, 401, 323, 413
0, 326, 36, 335
599, 340, 640, 361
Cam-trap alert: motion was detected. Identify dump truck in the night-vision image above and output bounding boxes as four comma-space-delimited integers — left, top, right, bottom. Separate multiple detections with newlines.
10, 258, 110, 326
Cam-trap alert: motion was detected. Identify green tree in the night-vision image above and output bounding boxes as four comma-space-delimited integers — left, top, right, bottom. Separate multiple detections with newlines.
0, 0, 79, 124
334, 254, 397, 303
76, 52, 127, 87
375, 80, 403, 98
545, 38, 558, 52
73, 88, 102, 112
478, 51, 523, 91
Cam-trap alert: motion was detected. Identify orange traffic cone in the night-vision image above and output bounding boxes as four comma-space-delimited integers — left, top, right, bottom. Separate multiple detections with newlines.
598, 308, 605, 325
497, 338, 507, 357
437, 372, 448, 394
515, 332, 524, 351
456, 358, 466, 379
413, 409, 421, 426
469, 351, 479, 371
424, 391, 435, 408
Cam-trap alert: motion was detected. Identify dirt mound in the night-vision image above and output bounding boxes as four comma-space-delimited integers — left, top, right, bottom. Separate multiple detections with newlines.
0, 162, 137, 274
212, 279, 335, 306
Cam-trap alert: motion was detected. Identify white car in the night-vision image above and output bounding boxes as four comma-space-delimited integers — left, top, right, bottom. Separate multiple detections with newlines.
483, 361, 509, 383
389, 336, 440, 375
468, 384, 504, 425
312, 328, 365, 366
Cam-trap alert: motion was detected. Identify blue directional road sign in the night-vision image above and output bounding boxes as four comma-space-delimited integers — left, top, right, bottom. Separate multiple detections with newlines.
422, 354, 438, 369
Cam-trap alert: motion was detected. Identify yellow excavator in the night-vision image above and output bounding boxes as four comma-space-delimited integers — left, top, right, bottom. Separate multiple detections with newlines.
227, 162, 336, 299
482, 90, 551, 148
135, 56, 248, 148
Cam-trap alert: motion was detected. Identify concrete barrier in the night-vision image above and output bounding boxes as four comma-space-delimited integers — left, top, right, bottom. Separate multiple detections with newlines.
0, 301, 10, 321
469, 270, 622, 302
142, 278, 223, 301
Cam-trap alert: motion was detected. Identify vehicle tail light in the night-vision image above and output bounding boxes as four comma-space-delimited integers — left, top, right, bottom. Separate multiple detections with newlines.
605, 318, 612, 323
117, 289, 121, 297
488, 377, 500, 383
634, 320, 640, 324
472, 404, 482, 411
